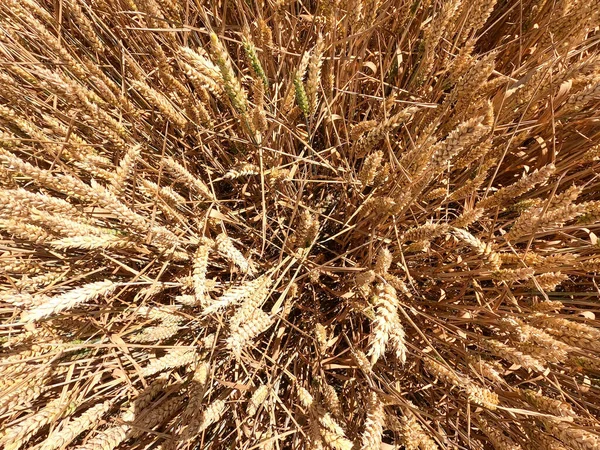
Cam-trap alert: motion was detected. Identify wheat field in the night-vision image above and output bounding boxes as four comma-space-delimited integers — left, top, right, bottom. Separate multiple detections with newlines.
1, 0, 600, 449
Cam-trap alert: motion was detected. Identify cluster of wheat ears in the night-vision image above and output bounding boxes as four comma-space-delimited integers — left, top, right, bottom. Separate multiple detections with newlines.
1, 0, 600, 449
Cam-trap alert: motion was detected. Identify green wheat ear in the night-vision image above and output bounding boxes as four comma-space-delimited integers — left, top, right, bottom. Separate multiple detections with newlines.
293, 75, 310, 118
243, 38, 268, 89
